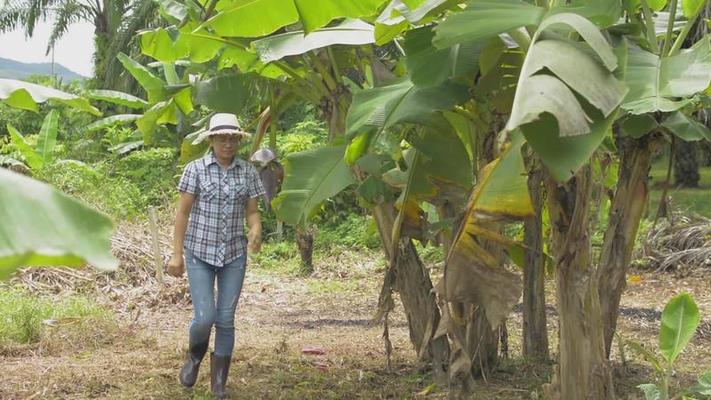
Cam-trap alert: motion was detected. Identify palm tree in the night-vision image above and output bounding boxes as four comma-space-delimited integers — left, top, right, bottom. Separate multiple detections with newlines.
0, 0, 157, 89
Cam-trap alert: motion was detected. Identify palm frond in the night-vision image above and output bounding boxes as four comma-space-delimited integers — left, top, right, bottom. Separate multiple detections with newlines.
25, 0, 58, 37
102, 0, 158, 90
46, 1, 91, 54
0, 1, 34, 34
640, 213, 711, 272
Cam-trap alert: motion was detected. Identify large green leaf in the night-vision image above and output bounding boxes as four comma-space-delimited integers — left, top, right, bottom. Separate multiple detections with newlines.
384, 123, 474, 241
0, 79, 100, 115
406, 124, 474, 199
403, 26, 481, 86
626, 0, 669, 11
506, 13, 625, 137
507, 39, 625, 136
155, 0, 190, 23
87, 90, 148, 109
523, 110, 616, 182
136, 100, 176, 144
475, 132, 533, 217
622, 39, 711, 114
272, 145, 356, 226
346, 78, 469, 138
682, 0, 706, 17
86, 114, 143, 133
117, 53, 167, 102
180, 31, 230, 63
194, 73, 262, 115
204, 0, 300, 37
218, 46, 262, 71
252, 19, 375, 63
0, 169, 118, 280
35, 110, 59, 166
294, 0, 387, 32
433, 0, 545, 48
140, 27, 226, 64
140, 27, 184, 62
662, 111, 711, 141
659, 292, 700, 366
558, 0, 622, 27
374, 0, 452, 45
377, 0, 450, 25
7, 125, 42, 170
207, 0, 387, 37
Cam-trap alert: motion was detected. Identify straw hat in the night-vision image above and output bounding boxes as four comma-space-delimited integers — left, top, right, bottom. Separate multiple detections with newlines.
195, 113, 251, 143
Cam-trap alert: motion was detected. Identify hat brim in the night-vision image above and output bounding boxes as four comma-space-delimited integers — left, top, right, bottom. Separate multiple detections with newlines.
193, 129, 252, 144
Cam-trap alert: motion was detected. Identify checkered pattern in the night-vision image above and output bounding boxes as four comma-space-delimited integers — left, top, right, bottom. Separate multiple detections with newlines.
178, 152, 265, 267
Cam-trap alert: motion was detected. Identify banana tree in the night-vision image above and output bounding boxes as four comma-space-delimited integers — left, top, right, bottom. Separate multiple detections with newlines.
432, 0, 710, 398
0, 79, 117, 279
598, 0, 711, 359
433, 1, 628, 397
6, 110, 60, 171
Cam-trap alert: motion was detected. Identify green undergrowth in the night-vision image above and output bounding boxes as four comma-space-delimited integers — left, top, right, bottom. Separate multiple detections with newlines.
0, 286, 115, 345
649, 161, 711, 218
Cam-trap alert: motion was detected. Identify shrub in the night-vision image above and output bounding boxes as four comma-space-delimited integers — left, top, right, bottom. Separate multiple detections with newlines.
315, 213, 381, 250
39, 161, 148, 219
112, 147, 178, 206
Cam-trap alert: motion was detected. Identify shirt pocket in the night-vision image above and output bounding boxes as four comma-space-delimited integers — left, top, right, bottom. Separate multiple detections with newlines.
199, 180, 219, 201
230, 176, 248, 202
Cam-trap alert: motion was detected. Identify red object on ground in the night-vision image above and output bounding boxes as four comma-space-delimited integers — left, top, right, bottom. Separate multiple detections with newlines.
301, 345, 326, 355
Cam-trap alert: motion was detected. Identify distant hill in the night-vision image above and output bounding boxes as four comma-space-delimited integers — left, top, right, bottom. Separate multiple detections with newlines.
0, 57, 86, 81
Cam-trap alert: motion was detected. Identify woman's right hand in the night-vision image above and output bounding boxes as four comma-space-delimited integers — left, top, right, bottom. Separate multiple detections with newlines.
166, 254, 185, 277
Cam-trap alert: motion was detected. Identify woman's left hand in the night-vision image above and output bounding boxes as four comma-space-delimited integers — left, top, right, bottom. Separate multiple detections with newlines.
247, 228, 262, 254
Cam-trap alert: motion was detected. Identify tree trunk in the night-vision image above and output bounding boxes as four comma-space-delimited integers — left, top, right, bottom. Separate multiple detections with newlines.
673, 140, 700, 188
598, 136, 656, 357
295, 226, 313, 274
523, 167, 549, 360
372, 201, 449, 380
544, 167, 614, 400
466, 308, 499, 376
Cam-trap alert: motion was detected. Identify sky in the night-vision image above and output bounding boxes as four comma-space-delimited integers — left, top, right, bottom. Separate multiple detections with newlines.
0, 19, 95, 77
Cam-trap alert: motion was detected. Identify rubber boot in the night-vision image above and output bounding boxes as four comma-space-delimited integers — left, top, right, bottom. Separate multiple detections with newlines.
210, 352, 231, 399
179, 340, 209, 387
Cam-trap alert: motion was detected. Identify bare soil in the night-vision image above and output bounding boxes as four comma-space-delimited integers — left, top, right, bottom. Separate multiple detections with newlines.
1, 249, 709, 400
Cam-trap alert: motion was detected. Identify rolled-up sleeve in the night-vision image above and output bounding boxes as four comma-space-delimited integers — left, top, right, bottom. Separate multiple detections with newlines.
246, 164, 266, 199
178, 162, 198, 194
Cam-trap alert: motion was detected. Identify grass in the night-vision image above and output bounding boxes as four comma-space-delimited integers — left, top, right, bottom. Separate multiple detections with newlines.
648, 160, 711, 218
305, 279, 362, 295
0, 286, 115, 346
250, 241, 303, 275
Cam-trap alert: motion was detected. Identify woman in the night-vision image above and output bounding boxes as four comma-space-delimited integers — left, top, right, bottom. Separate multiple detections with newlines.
166, 113, 265, 399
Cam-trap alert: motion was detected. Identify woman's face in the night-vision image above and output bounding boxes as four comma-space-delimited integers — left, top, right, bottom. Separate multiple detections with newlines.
210, 134, 241, 159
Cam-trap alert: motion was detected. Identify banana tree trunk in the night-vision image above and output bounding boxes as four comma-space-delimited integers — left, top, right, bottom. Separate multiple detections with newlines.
523, 167, 549, 360
466, 308, 500, 375
598, 136, 656, 357
544, 167, 614, 400
295, 225, 314, 274
372, 201, 449, 379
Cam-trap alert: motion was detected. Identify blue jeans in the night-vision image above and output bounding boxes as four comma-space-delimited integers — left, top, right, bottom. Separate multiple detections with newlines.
185, 250, 247, 357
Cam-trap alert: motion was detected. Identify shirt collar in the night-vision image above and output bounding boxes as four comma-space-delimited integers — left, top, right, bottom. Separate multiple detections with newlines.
204, 151, 241, 170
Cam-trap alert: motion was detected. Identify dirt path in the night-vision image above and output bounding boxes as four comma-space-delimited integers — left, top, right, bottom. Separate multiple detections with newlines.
1, 264, 710, 399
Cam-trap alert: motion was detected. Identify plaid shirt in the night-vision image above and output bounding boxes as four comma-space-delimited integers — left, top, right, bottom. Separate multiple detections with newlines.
178, 152, 265, 266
